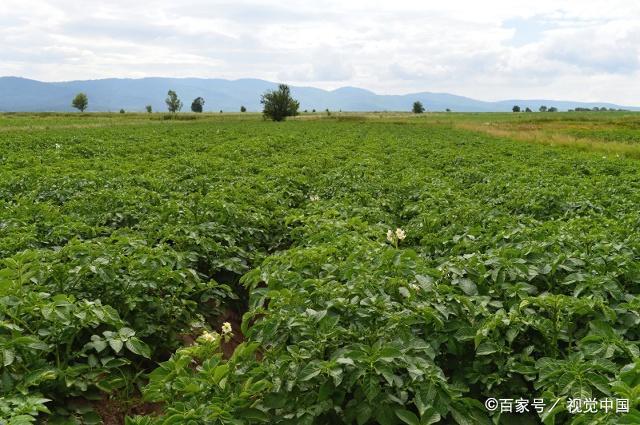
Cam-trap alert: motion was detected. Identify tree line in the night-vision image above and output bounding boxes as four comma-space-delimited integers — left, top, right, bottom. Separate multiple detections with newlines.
75, 91, 626, 119
71, 84, 300, 121
512, 105, 558, 112
511, 105, 629, 113
72, 89, 442, 119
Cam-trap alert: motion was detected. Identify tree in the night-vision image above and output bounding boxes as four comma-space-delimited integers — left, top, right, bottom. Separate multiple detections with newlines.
446, 108, 451, 112
412, 101, 425, 114
240, 106, 247, 112
119, 109, 125, 114
260, 84, 300, 121
548, 107, 558, 112
165, 90, 182, 113
525, 107, 532, 113
72, 93, 88, 112
145, 105, 152, 113
512, 105, 521, 112
191, 97, 205, 113
539, 105, 548, 112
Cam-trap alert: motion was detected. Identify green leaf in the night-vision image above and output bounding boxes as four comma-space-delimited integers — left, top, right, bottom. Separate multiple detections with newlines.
212, 363, 230, 385
234, 408, 270, 422
364, 374, 380, 401
336, 357, 355, 366
375, 405, 397, 425
91, 338, 108, 353
420, 408, 441, 425
457, 278, 478, 296
395, 408, 420, 425
82, 411, 102, 425
2, 348, 15, 366
476, 342, 498, 356
125, 338, 151, 358
299, 362, 322, 381
108, 338, 124, 353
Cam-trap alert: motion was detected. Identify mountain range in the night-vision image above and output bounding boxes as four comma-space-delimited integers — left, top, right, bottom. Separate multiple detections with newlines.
1, 76, 638, 113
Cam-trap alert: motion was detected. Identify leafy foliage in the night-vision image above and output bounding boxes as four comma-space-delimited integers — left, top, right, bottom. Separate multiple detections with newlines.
191, 97, 205, 113
261, 84, 299, 121
165, 90, 182, 113
72, 93, 88, 112
1, 114, 640, 423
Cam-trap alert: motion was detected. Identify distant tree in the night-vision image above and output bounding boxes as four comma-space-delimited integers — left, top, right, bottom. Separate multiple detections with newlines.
446, 108, 451, 112
412, 101, 425, 114
260, 84, 300, 121
525, 107, 532, 113
72, 93, 88, 112
165, 90, 182, 113
548, 107, 558, 112
512, 105, 521, 112
240, 106, 247, 112
539, 105, 548, 112
119, 109, 125, 114
220, 110, 223, 113
326, 109, 331, 116
304, 109, 308, 113
145, 105, 152, 113
191, 97, 205, 113
191, 97, 204, 113
312, 109, 316, 113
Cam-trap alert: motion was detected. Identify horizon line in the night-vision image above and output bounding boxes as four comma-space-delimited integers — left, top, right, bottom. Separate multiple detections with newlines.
2, 75, 638, 107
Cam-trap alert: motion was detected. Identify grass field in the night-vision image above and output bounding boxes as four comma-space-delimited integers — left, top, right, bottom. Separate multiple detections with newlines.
1, 112, 640, 424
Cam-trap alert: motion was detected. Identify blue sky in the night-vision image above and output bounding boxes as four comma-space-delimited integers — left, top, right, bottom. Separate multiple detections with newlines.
1, 0, 639, 104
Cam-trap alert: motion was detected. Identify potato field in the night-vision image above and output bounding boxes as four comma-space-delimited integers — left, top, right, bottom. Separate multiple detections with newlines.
1, 112, 639, 425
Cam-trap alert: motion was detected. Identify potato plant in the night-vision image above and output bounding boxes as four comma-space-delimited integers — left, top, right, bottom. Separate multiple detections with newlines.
0, 114, 639, 424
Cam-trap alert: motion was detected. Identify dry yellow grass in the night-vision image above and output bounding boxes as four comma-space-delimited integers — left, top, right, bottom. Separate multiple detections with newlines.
456, 122, 640, 159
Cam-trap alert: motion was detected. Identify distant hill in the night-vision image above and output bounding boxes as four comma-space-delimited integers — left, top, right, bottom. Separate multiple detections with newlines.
0, 76, 638, 112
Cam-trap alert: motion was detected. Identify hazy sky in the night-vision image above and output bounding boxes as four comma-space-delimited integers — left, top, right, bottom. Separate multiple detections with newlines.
2, 0, 639, 103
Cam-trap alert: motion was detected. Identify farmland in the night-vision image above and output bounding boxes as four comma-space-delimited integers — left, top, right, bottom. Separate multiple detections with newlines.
1, 112, 640, 424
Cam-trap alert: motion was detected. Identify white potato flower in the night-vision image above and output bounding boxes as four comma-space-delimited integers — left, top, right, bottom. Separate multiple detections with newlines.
387, 229, 394, 243
221, 322, 233, 335
395, 228, 406, 240
199, 330, 219, 343
309, 194, 320, 202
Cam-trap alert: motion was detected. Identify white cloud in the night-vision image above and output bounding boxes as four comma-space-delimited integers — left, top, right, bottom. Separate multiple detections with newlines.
0, 0, 639, 104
